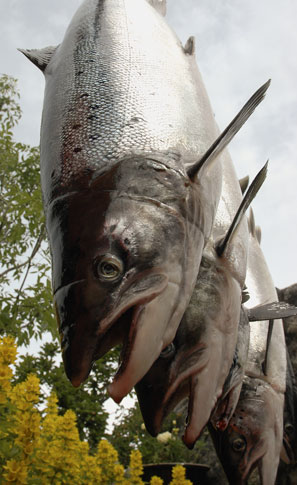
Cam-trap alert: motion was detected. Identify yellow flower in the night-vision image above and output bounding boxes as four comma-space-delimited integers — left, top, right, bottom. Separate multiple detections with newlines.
128, 449, 144, 484
0, 337, 17, 365
169, 465, 193, 485
113, 463, 128, 484
3, 459, 28, 484
150, 477, 164, 485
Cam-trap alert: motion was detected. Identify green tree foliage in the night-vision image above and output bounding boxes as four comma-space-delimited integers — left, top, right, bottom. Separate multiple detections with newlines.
0, 74, 55, 345
109, 403, 207, 468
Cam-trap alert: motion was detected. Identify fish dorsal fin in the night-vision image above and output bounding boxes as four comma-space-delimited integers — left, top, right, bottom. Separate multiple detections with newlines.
248, 301, 297, 321
18, 46, 58, 72
216, 161, 268, 257
187, 80, 271, 180
184, 36, 195, 55
239, 175, 249, 195
248, 207, 256, 236
146, 0, 166, 15
255, 225, 262, 244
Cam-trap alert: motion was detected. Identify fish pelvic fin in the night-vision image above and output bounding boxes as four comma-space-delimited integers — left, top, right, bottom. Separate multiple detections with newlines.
239, 175, 250, 195
146, 0, 166, 15
216, 161, 268, 257
187, 79, 271, 180
184, 36, 195, 55
18, 46, 58, 72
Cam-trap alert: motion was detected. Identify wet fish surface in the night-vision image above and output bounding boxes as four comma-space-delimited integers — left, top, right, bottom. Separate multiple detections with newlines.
209, 211, 287, 485
20, 0, 267, 400
135, 163, 268, 445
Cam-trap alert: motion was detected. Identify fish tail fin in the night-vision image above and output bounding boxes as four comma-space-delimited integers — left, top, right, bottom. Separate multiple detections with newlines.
216, 161, 268, 257
18, 46, 58, 72
146, 0, 166, 15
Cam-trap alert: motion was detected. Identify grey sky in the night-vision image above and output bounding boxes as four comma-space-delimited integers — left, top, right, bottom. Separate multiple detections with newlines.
1, 0, 296, 288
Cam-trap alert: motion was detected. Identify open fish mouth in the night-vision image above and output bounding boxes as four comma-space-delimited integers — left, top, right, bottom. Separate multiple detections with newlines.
55, 271, 183, 397
139, 345, 208, 437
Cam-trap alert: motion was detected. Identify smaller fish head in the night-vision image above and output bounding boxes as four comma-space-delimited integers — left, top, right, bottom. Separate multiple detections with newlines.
135, 312, 207, 436
136, 255, 240, 440
210, 378, 283, 485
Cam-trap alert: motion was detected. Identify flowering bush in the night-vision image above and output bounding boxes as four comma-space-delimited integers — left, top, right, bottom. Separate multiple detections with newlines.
0, 337, 193, 484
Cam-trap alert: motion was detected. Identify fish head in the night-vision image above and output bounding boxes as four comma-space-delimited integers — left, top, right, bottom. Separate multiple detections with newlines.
50, 156, 209, 400
136, 254, 241, 439
210, 378, 283, 485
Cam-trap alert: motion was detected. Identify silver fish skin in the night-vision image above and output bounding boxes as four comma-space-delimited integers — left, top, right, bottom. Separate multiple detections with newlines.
23, 0, 227, 399
135, 149, 255, 441
210, 211, 286, 484
245, 211, 287, 392
209, 376, 284, 485
21, 0, 269, 402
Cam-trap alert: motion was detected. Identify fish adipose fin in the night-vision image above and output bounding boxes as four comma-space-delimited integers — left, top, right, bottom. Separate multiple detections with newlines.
146, 0, 166, 15
18, 46, 58, 71
248, 301, 297, 322
216, 161, 268, 257
187, 79, 271, 180
184, 36, 195, 55
239, 175, 250, 195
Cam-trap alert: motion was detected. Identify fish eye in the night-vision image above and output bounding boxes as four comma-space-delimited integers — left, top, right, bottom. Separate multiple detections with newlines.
160, 342, 175, 358
285, 423, 295, 436
231, 437, 246, 453
95, 254, 124, 282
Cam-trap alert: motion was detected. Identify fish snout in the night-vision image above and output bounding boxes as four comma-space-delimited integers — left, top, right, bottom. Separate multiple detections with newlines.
54, 280, 99, 387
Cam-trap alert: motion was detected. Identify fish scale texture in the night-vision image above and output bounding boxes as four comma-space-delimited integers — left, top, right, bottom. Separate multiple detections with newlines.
42, 0, 217, 200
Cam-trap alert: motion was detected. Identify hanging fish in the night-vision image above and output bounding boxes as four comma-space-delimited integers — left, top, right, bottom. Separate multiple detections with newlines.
209, 376, 284, 485
209, 210, 288, 485
20, 0, 268, 401
135, 162, 267, 442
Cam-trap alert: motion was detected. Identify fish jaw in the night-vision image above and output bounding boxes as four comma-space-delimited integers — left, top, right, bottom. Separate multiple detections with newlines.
55, 271, 168, 387
182, 276, 241, 448
108, 280, 181, 403
210, 378, 284, 485
135, 341, 209, 436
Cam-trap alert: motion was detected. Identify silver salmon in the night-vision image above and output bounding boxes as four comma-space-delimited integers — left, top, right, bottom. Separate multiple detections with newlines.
135, 162, 267, 444
209, 210, 287, 485
20, 0, 268, 401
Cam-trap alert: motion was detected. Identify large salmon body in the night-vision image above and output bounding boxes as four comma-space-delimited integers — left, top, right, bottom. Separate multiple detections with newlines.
22, 0, 226, 399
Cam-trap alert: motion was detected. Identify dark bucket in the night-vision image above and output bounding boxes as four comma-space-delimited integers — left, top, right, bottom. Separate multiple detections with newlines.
142, 462, 211, 484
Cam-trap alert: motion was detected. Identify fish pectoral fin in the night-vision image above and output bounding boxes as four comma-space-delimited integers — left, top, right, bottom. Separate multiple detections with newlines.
146, 0, 166, 16
248, 301, 297, 321
187, 79, 271, 180
18, 46, 59, 72
216, 161, 268, 257
239, 175, 250, 195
